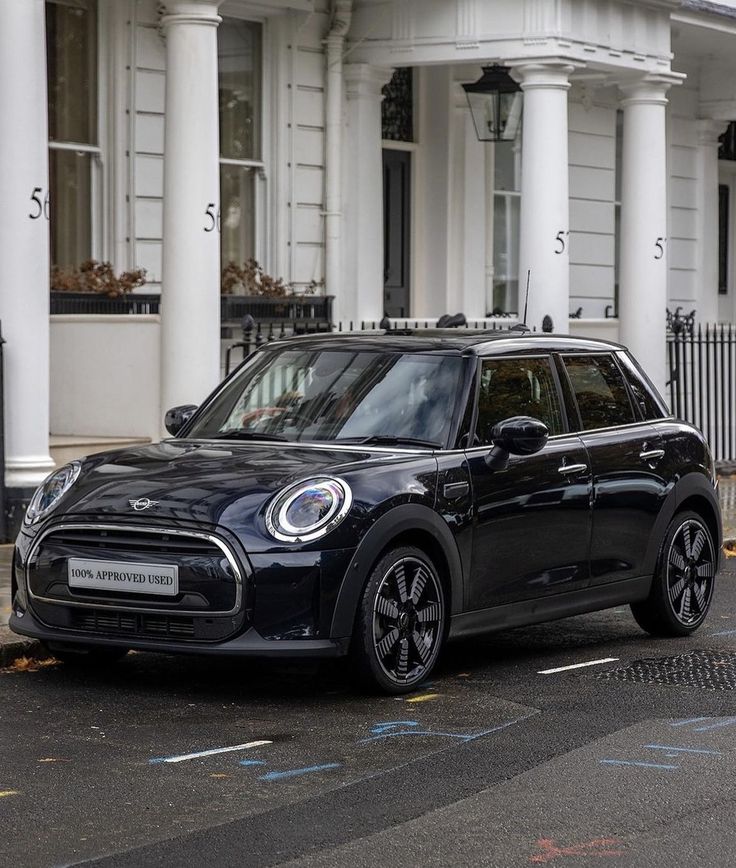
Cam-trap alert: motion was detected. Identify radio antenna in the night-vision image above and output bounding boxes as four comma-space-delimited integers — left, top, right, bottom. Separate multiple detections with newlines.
523, 269, 530, 325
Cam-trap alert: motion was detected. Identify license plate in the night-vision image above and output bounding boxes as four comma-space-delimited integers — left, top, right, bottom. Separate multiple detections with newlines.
68, 558, 179, 597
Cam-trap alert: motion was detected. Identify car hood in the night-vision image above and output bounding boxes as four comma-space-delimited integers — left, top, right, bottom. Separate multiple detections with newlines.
46, 439, 438, 549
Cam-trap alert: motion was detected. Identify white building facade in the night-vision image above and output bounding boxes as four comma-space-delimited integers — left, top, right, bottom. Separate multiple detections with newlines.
2, 0, 736, 532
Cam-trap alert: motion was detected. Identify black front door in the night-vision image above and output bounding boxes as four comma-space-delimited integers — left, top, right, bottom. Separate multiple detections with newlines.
383, 149, 411, 317
465, 356, 592, 610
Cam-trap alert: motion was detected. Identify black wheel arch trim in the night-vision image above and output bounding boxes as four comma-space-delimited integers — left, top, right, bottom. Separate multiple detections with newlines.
329, 504, 464, 639
642, 472, 723, 577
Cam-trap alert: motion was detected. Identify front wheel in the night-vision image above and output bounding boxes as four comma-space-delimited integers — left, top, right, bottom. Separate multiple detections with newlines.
631, 510, 716, 637
351, 545, 447, 694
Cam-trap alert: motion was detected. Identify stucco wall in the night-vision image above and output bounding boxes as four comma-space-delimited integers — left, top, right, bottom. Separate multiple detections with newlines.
50, 316, 161, 440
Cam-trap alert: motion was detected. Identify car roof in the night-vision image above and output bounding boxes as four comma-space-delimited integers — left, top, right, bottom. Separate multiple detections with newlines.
259, 329, 629, 357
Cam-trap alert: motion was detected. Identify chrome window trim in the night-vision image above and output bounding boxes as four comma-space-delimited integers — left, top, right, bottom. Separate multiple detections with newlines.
25, 523, 244, 617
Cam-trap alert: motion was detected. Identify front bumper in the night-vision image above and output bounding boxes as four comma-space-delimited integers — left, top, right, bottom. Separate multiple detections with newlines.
9, 607, 350, 658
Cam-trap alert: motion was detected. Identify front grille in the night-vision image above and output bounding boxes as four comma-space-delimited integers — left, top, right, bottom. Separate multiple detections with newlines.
71, 608, 195, 638
46, 527, 223, 559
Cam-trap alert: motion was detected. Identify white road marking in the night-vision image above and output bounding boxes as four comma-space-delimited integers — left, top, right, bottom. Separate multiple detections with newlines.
150, 740, 272, 764
538, 657, 619, 675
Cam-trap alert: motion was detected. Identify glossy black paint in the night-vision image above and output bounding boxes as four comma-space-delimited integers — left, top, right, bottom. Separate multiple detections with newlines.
9, 332, 723, 661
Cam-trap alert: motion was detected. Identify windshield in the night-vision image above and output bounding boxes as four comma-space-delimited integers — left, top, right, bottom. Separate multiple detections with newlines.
186, 347, 465, 447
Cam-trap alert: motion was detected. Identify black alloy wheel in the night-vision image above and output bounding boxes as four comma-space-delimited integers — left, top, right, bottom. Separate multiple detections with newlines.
631, 510, 716, 636
352, 545, 446, 694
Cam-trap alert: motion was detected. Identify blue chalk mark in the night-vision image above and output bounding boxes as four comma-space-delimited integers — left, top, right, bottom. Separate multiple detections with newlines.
360, 711, 538, 744
671, 717, 711, 727
239, 759, 266, 767
710, 629, 736, 637
260, 763, 341, 781
644, 744, 722, 756
600, 759, 679, 770
693, 716, 736, 732
370, 721, 420, 735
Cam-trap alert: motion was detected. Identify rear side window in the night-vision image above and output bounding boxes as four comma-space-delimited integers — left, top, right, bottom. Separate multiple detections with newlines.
616, 351, 667, 420
475, 357, 563, 445
562, 354, 635, 430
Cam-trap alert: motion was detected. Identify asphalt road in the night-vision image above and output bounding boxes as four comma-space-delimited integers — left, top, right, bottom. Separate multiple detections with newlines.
3, 561, 736, 868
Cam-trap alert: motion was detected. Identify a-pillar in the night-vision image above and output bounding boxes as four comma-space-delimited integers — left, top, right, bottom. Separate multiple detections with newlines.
341, 63, 393, 327
0, 0, 54, 533
160, 1, 222, 422
696, 119, 728, 326
512, 59, 577, 333
618, 75, 680, 396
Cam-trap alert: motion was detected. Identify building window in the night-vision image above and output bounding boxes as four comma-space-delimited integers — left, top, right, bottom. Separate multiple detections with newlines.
720, 184, 730, 295
218, 18, 263, 271
492, 140, 521, 314
382, 69, 414, 143
46, 0, 99, 269
719, 122, 736, 162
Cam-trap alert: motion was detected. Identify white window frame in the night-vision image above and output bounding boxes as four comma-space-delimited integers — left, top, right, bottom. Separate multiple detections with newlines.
718, 161, 736, 322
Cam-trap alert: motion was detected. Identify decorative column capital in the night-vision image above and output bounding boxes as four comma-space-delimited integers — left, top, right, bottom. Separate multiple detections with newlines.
160, 0, 222, 30
618, 72, 685, 107
696, 118, 730, 148
508, 57, 583, 91
344, 63, 394, 100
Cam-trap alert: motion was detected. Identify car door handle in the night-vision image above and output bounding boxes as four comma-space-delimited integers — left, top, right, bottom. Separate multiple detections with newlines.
558, 463, 588, 476
640, 449, 665, 461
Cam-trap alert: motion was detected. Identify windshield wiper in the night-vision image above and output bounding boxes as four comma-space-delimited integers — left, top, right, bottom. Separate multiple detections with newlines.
337, 435, 440, 449
209, 430, 288, 442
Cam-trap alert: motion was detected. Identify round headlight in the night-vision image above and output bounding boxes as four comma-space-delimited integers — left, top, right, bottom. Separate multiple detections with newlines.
24, 461, 82, 526
266, 477, 352, 543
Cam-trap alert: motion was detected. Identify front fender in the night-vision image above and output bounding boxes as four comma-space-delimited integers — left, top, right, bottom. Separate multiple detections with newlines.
329, 504, 464, 639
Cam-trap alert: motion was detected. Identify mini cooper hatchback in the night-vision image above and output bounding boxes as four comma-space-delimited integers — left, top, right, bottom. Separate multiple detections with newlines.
10, 331, 722, 693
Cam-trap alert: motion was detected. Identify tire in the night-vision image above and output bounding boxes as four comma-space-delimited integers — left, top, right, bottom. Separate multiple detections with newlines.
351, 545, 447, 694
631, 510, 717, 637
45, 643, 130, 668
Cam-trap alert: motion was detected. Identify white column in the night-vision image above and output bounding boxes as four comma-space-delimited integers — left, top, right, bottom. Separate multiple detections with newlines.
695, 119, 728, 326
341, 63, 393, 326
618, 75, 679, 395
160, 1, 222, 420
512, 59, 576, 333
0, 0, 54, 503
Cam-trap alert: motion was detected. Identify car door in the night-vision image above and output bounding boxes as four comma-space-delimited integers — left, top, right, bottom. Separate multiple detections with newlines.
465, 355, 592, 611
558, 352, 668, 587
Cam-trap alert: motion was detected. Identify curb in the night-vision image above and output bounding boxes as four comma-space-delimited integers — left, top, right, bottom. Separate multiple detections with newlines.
0, 625, 42, 667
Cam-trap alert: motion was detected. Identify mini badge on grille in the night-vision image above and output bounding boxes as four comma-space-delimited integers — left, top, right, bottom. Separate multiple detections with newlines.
128, 498, 159, 511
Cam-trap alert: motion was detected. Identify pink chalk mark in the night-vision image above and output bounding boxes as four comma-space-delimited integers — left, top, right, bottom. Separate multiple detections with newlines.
529, 837, 625, 864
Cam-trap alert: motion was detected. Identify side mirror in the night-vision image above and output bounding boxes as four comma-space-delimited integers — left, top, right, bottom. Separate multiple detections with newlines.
484, 416, 549, 470
165, 404, 198, 436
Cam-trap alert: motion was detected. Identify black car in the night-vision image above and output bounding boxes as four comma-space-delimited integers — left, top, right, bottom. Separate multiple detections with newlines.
10, 331, 721, 693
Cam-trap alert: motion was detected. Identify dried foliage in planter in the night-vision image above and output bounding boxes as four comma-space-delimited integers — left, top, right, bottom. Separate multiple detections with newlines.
51, 260, 147, 297
221, 259, 320, 297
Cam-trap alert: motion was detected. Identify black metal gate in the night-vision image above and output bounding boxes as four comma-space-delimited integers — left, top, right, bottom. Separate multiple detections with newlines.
667, 325, 736, 462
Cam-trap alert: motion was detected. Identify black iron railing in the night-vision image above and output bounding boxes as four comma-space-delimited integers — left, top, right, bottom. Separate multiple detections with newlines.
667, 324, 736, 461
50, 292, 161, 315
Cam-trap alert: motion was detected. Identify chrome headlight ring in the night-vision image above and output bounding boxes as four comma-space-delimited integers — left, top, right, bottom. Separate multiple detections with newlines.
23, 461, 82, 526
265, 477, 353, 543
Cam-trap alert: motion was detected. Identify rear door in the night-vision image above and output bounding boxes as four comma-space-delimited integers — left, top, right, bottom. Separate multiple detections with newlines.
465, 355, 592, 610
558, 352, 667, 587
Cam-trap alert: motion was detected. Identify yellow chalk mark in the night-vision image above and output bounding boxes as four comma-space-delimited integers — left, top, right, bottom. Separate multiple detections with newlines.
38, 758, 70, 763
0, 791, 19, 798
210, 773, 230, 779
406, 693, 440, 703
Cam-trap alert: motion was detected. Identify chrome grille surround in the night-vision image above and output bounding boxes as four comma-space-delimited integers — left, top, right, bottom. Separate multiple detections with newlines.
25, 522, 244, 616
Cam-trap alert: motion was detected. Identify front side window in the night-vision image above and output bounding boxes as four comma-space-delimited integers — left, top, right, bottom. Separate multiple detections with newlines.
218, 18, 262, 271
475, 357, 563, 445
46, 0, 99, 268
187, 349, 465, 447
563, 354, 635, 430
616, 352, 666, 420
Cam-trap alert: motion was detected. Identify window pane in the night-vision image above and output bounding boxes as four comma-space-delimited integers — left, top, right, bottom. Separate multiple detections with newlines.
221, 165, 256, 266
720, 184, 729, 295
492, 194, 519, 313
563, 354, 635, 430
382, 68, 414, 143
49, 148, 92, 268
476, 357, 563, 445
494, 143, 520, 192
616, 352, 666, 420
218, 19, 261, 160
46, 0, 97, 145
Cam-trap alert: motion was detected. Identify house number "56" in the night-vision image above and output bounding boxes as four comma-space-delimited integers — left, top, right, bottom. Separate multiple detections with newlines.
29, 187, 50, 220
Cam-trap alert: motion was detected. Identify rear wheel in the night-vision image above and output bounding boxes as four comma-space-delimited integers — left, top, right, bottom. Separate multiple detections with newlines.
631, 510, 716, 637
351, 545, 446, 694
45, 643, 129, 667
